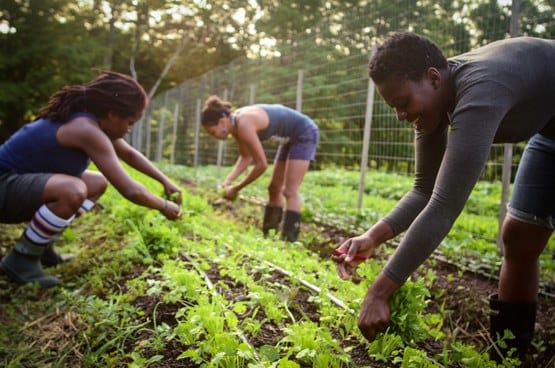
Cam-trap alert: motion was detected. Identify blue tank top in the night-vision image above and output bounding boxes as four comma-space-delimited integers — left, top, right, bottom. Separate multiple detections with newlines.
255, 104, 316, 141
0, 112, 95, 176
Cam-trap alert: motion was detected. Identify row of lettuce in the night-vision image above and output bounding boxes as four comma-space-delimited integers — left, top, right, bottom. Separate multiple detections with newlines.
2, 163, 527, 367
161, 163, 555, 291
70, 164, 516, 367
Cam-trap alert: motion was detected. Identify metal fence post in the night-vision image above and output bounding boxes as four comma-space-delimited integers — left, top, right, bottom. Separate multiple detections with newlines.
194, 98, 201, 167
155, 91, 168, 162
358, 47, 376, 209
296, 69, 304, 112
170, 101, 179, 165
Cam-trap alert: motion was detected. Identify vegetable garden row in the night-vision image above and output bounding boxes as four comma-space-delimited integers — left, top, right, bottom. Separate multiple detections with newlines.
0, 164, 554, 367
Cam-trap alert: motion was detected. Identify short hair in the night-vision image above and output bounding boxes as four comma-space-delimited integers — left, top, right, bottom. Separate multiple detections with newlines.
369, 32, 448, 84
201, 95, 232, 126
40, 70, 148, 122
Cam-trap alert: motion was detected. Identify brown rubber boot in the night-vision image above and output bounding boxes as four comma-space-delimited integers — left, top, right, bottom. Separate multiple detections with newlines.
489, 293, 536, 363
281, 210, 301, 242
262, 205, 283, 237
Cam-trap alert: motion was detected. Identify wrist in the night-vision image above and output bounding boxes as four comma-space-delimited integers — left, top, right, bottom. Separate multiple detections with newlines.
368, 272, 400, 300
160, 199, 168, 212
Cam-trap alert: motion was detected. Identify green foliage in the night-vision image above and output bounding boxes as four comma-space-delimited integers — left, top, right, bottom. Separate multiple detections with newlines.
0, 0, 102, 139
1, 162, 553, 367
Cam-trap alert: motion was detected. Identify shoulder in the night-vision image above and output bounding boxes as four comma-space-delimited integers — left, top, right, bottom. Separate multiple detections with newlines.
57, 115, 108, 149
63, 115, 101, 135
237, 106, 268, 125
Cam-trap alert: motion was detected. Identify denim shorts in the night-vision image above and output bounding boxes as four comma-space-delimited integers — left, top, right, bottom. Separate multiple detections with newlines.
508, 133, 555, 230
275, 124, 319, 162
0, 172, 52, 223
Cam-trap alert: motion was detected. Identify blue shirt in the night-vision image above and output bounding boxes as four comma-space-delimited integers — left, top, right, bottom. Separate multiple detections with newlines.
0, 112, 95, 176
255, 104, 317, 141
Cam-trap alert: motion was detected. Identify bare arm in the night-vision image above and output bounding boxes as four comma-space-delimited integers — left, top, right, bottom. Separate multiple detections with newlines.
223, 114, 268, 196
232, 131, 267, 191
58, 118, 181, 219
113, 139, 182, 204
222, 147, 253, 187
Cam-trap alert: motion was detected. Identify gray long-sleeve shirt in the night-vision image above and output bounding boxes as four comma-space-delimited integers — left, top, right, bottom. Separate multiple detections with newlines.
383, 37, 555, 284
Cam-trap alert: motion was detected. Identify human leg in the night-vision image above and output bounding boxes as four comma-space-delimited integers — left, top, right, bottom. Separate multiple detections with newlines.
280, 159, 310, 242
0, 174, 87, 287
279, 125, 318, 242
282, 159, 310, 212
42, 171, 107, 266
490, 133, 555, 361
261, 155, 286, 237
499, 218, 551, 302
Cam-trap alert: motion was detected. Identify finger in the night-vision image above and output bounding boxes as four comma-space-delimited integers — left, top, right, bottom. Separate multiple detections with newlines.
345, 241, 362, 262
336, 263, 352, 280
331, 249, 346, 263
332, 240, 351, 261
359, 326, 376, 342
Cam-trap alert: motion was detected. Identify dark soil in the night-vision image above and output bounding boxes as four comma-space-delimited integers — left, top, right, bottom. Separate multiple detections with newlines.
1, 188, 554, 368
203, 194, 555, 368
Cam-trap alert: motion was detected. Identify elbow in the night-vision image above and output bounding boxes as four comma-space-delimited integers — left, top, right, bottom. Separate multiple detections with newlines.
120, 186, 147, 203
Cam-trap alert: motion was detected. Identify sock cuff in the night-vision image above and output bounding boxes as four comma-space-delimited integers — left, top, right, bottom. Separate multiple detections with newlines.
36, 205, 74, 228
25, 205, 74, 244
81, 199, 95, 212
75, 199, 95, 218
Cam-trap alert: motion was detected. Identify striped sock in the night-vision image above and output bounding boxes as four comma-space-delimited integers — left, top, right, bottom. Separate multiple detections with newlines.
75, 199, 95, 219
52, 199, 96, 242
24, 205, 74, 245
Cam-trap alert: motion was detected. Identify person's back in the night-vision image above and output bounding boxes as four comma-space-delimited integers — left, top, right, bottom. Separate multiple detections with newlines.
448, 37, 555, 142
334, 32, 555, 363
0, 114, 93, 177
254, 104, 315, 140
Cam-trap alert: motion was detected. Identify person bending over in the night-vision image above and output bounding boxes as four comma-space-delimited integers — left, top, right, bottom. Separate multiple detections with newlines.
332, 32, 555, 362
201, 95, 319, 242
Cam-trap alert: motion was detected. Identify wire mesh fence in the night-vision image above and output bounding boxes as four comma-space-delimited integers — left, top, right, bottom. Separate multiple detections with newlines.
131, 0, 552, 248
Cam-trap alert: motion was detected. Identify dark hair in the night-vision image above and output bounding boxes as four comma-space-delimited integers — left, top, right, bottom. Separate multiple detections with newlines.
201, 95, 232, 126
369, 32, 448, 84
39, 70, 149, 122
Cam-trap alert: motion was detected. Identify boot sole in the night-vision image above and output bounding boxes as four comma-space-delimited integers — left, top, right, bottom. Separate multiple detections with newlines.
0, 260, 61, 288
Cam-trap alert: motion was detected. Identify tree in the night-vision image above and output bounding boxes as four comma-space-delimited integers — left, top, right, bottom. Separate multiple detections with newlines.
0, 0, 102, 140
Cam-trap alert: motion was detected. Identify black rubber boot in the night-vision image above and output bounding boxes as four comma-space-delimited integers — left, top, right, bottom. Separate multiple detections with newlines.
262, 205, 283, 237
281, 210, 301, 242
0, 235, 61, 288
40, 242, 75, 267
489, 293, 536, 363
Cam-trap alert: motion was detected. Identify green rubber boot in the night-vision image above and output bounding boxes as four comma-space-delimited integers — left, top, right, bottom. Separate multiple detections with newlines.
40, 232, 75, 267
0, 235, 61, 288
40, 242, 75, 267
262, 205, 283, 237
281, 210, 301, 242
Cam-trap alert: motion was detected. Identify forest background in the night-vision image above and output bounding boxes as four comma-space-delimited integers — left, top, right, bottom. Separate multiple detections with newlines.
2, 0, 555, 143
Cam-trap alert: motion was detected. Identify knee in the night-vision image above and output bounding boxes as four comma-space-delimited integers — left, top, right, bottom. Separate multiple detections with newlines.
63, 180, 88, 210
282, 186, 297, 200
91, 175, 108, 198
501, 218, 543, 261
267, 182, 283, 197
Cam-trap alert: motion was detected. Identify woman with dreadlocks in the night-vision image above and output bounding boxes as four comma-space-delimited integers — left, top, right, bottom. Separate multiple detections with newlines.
0, 70, 182, 288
